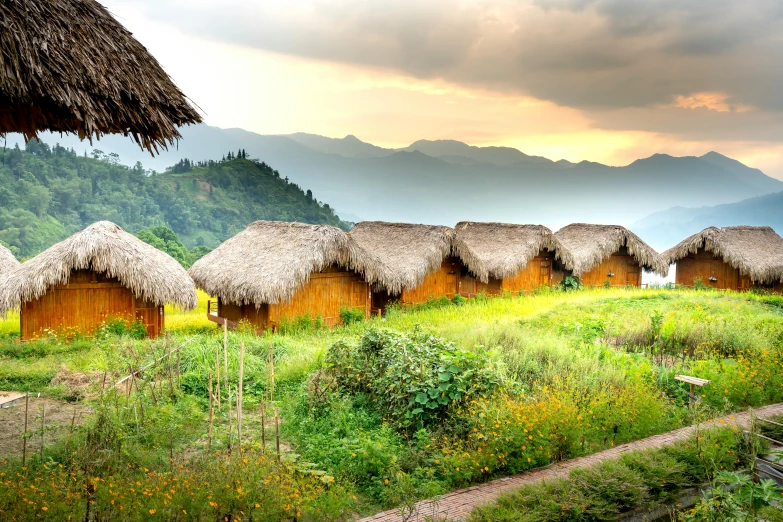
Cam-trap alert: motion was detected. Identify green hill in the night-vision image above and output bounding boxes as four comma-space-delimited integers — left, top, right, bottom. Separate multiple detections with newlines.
0, 140, 349, 259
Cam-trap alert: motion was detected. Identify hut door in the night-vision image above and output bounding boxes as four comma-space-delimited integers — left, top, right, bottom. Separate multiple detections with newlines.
626, 263, 641, 287
539, 259, 552, 287
739, 274, 751, 291
350, 281, 370, 316
134, 297, 161, 338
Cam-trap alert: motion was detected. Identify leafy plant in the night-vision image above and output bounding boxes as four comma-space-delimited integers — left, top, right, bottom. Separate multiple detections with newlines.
339, 306, 366, 326
326, 327, 504, 430
561, 275, 582, 291
680, 471, 783, 521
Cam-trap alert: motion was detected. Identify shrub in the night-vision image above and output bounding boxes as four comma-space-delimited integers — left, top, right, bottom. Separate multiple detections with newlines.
326, 327, 503, 430
561, 275, 582, 291
339, 306, 365, 326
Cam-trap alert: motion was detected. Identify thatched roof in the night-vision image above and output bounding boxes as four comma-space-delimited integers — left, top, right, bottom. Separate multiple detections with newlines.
453, 222, 575, 282
0, 244, 19, 276
662, 226, 783, 284
0, 0, 201, 154
554, 223, 668, 277
189, 221, 358, 306
349, 221, 454, 294
0, 221, 197, 314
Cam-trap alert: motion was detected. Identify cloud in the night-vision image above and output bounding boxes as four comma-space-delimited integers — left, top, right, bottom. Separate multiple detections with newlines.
114, 0, 783, 113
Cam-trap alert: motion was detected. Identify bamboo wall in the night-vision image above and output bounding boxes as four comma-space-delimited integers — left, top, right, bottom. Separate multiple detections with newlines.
20, 269, 163, 340
674, 248, 751, 290
218, 265, 370, 331
400, 258, 461, 304
579, 247, 643, 287
459, 250, 566, 296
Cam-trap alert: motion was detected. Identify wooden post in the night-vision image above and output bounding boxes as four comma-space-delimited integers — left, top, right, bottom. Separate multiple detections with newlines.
208, 373, 214, 450
261, 401, 266, 453
223, 320, 228, 408
40, 403, 45, 461
227, 385, 233, 455
22, 392, 29, 466
275, 406, 280, 464
237, 342, 244, 448
215, 341, 221, 410
176, 341, 182, 391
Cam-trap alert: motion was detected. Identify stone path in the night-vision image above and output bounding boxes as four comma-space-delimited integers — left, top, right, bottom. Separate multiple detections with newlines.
358, 402, 783, 522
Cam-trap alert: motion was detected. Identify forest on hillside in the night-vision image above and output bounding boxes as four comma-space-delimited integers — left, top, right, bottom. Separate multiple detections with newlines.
0, 140, 349, 259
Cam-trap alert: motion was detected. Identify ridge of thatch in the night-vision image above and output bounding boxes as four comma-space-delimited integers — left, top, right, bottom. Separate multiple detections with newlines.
0, 0, 201, 154
662, 226, 783, 284
452, 222, 576, 282
189, 221, 357, 306
348, 221, 454, 294
0, 221, 197, 314
0, 244, 19, 275
554, 223, 668, 277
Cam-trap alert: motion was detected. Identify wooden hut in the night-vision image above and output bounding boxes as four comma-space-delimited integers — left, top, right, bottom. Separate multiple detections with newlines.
554, 224, 667, 287
0, 0, 201, 153
348, 221, 456, 309
0, 222, 197, 340
453, 222, 575, 294
663, 226, 783, 291
189, 221, 371, 332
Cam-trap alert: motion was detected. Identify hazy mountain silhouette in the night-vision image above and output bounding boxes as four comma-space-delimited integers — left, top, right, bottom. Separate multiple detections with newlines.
12, 124, 783, 230
632, 191, 783, 251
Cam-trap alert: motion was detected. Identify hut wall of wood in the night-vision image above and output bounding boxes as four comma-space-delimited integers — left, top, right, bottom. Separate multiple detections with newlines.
20, 269, 163, 340
460, 250, 566, 295
401, 257, 461, 304
219, 265, 370, 331
674, 247, 752, 290
579, 246, 643, 287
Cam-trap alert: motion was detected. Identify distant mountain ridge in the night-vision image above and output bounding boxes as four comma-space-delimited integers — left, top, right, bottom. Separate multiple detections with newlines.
9, 124, 783, 229
631, 191, 783, 251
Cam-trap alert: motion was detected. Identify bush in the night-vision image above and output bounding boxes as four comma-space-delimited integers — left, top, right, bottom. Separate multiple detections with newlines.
326, 327, 503, 430
339, 307, 365, 326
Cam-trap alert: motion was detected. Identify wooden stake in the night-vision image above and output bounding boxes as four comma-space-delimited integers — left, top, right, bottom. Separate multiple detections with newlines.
223, 320, 228, 407
227, 385, 233, 455
215, 341, 221, 410
261, 401, 266, 453
275, 406, 280, 464
208, 373, 214, 450
40, 404, 45, 462
237, 342, 244, 447
176, 341, 182, 391
22, 392, 29, 466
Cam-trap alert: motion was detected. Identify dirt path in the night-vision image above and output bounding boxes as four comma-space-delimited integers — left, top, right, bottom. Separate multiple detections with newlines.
0, 396, 90, 457
358, 402, 783, 522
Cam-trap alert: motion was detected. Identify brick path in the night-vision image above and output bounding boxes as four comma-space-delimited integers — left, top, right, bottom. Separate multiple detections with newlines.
358, 403, 783, 522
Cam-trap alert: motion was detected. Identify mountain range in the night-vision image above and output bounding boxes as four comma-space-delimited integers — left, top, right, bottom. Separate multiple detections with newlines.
8, 124, 783, 232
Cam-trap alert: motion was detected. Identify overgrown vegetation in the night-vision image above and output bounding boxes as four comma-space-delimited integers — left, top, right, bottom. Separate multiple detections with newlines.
2, 287, 783, 519
0, 140, 349, 259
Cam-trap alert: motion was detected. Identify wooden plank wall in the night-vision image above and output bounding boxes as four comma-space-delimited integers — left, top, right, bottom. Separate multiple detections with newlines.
675, 248, 749, 290
218, 265, 370, 331
401, 258, 461, 304
501, 251, 563, 293
579, 248, 643, 287
20, 269, 163, 340
270, 269, 370, 327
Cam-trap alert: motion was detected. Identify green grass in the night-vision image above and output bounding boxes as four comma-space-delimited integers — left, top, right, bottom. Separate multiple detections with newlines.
2, 286, 783, 519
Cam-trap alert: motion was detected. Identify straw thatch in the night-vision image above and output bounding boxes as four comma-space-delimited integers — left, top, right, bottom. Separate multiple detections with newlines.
0, 221, 197, 314
662, 226, 783, 284
189, 221, 357, 307
0, 0, 201, 153
453, 222, 575, 283
348, 221, 454, 294
555, 223, 668, 277
0, 244, 19, 275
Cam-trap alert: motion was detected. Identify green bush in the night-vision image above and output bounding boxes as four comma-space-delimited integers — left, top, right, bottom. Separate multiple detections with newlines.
339, 306, 366, 326
326, 327, 504, 430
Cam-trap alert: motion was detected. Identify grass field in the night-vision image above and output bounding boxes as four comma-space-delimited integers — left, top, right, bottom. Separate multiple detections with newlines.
1, 286, 783, 520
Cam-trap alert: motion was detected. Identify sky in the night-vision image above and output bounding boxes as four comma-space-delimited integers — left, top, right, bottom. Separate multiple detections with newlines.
103, 0, 783, 178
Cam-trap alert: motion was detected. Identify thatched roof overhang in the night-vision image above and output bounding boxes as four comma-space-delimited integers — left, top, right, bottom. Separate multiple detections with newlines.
453, 221, 575, 283
0, 0, 201, 153
554, 223, 668, 277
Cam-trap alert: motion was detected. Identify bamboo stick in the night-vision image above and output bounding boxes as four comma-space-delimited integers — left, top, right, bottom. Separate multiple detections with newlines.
215, 341, 221, 410
208, 373, 214, 450
237, 341, 244, 447
22, 392, 28, 466
167, 333, 174, 397
223, 320, 228, 407
275, 406, 280, 464
40, 404, 45, 461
